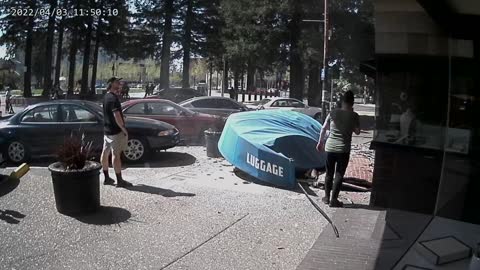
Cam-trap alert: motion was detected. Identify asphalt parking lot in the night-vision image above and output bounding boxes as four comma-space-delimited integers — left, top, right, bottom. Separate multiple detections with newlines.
1, 146, 338, 270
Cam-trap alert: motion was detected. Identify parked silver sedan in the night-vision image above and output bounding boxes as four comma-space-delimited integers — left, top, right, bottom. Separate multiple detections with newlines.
180, 96, 249, 117
257, 98, 323, 121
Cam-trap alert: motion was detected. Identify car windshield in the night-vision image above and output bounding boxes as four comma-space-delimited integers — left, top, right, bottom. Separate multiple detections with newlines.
289, 100, 305, 108
83, 101, 103, 115
169, 101, 195, 114
179, 98, 195, 105
258, 99, 271, 105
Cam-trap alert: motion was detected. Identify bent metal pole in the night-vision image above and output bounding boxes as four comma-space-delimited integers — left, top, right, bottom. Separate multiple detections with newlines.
298, 182, 340, 238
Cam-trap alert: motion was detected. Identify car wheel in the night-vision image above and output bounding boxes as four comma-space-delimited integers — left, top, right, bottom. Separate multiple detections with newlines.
313, 113, 322, 122
123, 137, 149, 163
5, 140, 30, 164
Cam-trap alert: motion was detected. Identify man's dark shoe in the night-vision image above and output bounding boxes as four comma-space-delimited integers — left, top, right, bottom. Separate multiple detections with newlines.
116, 180, 133, 188
321, 196, 330, 205
103, 177, 115, 186
329, 199, 344, 208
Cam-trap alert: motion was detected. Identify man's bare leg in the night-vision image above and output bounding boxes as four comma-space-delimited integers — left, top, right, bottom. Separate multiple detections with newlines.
112, 151, 122, 175
101, 148, 115, 185
113, 151, 132, 187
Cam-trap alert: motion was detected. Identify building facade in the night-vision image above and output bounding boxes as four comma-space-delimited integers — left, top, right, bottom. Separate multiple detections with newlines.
369, 0, 480, 224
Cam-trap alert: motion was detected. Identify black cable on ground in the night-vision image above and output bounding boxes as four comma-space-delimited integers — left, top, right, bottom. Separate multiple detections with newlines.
159, 213, 249, 269
297, 182, 340, 238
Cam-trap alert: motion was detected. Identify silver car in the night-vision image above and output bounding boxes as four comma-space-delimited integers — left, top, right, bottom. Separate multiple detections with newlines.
180, 96, 249, 117
257, 98, 323, 121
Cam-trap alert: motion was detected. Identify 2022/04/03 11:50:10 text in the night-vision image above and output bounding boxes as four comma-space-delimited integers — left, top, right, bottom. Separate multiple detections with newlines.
9, 8, 119, 17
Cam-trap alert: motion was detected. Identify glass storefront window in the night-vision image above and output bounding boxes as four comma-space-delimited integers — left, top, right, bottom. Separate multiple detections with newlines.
374, 68, 449, 152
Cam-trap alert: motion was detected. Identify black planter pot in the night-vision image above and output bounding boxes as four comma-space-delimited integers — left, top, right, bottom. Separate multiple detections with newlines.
204, 130, 222, 158
48, 161, 102, 216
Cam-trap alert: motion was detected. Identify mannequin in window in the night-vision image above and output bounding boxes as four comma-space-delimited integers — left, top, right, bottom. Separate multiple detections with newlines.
399, 105, 416, 145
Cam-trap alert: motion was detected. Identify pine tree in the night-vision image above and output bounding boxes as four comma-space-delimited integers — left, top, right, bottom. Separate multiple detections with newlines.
0, 0, 37, 97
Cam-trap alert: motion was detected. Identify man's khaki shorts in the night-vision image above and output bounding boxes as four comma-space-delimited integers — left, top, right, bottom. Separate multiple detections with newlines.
103, 133, 128, 155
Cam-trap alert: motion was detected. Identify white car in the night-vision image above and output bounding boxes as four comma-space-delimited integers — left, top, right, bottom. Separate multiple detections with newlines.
257, 98, 323, 121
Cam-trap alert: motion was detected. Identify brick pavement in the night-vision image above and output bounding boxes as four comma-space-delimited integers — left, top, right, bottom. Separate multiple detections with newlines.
345, 155, 373, 182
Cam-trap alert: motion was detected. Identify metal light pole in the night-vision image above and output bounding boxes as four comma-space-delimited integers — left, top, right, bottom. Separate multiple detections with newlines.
303, 0, 329, 121
321, 0, 329, 122
330, 78, 334, 110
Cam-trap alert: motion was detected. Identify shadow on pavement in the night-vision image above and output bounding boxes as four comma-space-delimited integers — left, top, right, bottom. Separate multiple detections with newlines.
0, 209, 26, 224
233, 168, 318, 196
75, 206, 131, 225
126, 152, 196, 168
0, 175, 20, 198
125, 184, 196, 197
4, 157, 57, 168
3, 151, 196, 169
343, 203, 383, 210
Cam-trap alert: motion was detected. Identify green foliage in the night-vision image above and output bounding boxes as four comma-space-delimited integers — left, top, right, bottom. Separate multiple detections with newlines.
1, 0, 375, 97
219, 0, 288, 72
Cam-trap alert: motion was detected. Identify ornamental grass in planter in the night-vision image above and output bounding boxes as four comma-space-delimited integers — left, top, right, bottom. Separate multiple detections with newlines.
48, 134, 101, 216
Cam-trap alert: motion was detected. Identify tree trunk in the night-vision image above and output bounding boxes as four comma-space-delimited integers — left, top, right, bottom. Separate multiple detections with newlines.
246, 59, 255, 100
233, 70, 239, 100
289, 1, 304, 100
208, 63, 213, 96
42, 0, 58, 96
222, 59, 229, 97
160, 0, 174, 89
240, 70, 245, 102
67, 33, 77, 96
81, 15, 93, 96
181, 0, 193, 88
23, 12, 34, 98
54, 0, 68, 87
307, 62, 320, 106
90, 17, 102, 95
241, 71, 245, 91
54, 19, 64, 87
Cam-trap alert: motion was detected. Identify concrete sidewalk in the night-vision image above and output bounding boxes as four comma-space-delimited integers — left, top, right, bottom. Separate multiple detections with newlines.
297, 208, 432, 270
1, 146, 336, 270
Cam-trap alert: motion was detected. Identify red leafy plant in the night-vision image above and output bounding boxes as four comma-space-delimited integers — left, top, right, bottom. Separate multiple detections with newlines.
57, 134, 94, 170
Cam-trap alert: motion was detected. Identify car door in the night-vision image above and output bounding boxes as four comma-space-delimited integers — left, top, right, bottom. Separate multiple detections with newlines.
269, 99, 290, 110
288, 99, 309, 114
124, 102, 147, 117
190, 99, 222, 116
59, 104, 104, 153
17, 104, 64, 155
147, 101, 197, 138
217, 99, 245, 116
